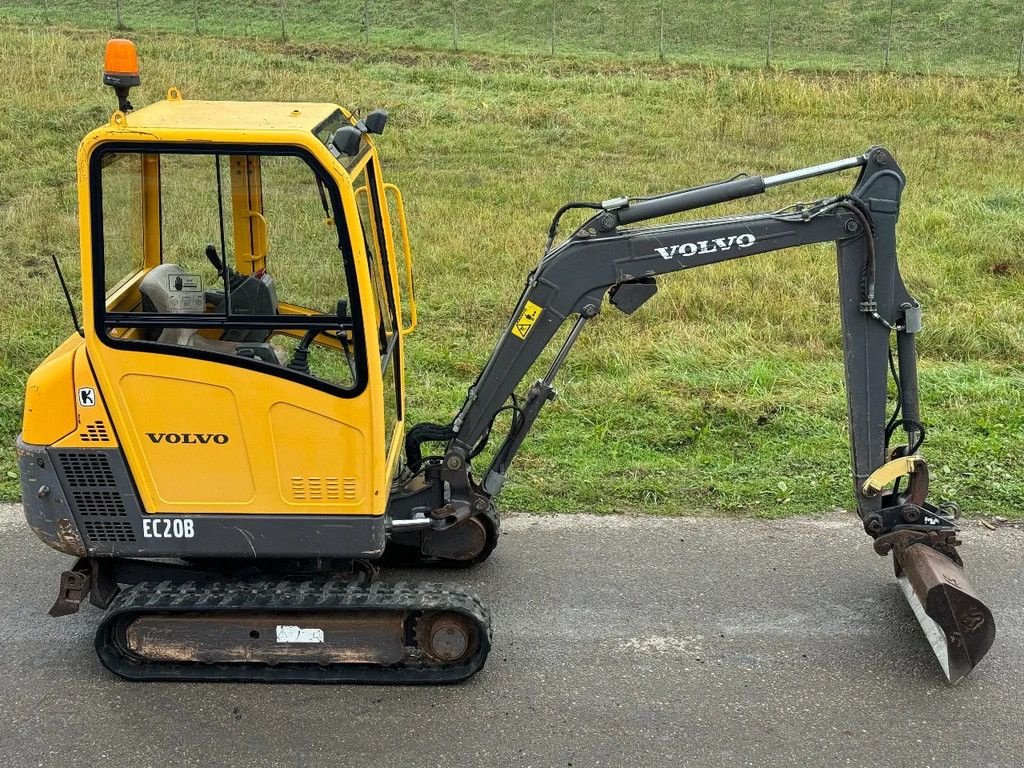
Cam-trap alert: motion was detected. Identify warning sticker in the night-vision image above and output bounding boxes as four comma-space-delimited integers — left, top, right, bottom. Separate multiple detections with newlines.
511, 301, 543, 340
168, 273, 203, 292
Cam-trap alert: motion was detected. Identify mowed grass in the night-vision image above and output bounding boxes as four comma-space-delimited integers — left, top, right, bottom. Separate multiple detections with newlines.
3, 0, 1024, 76
0, 24, 1022, 517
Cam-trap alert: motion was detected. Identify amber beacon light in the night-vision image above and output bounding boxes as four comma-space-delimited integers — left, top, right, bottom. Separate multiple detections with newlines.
103, 38, 140, 113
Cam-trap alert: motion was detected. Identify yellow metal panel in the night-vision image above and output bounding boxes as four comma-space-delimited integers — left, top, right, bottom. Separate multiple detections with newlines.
54, 347, 120, 449
21, 336, 80, 446
78, 132, 99, 335
111, 99, 341, 134
141, 153, 161, 268
383, 419, 406, 492
118, 373, 256, 506
88, 345, 380, 515
269, 403, 365, 506
229, 155, 266, 275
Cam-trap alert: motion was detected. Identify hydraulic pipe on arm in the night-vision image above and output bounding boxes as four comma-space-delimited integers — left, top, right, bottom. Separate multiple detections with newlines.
400, 147, 993, 681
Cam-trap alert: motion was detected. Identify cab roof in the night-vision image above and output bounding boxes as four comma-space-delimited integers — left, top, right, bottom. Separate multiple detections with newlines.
118, 97, 342, 133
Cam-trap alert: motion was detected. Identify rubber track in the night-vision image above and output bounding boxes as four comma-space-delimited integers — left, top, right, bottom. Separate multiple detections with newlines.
95, 579, 492, 684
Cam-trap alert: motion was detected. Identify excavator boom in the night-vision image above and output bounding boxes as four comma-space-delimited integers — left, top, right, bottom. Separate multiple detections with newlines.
396, 147, 995, 682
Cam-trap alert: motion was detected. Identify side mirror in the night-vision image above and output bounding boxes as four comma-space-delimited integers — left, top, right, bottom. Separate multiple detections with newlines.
364, 109, 388, 135
331, 126, 362, 157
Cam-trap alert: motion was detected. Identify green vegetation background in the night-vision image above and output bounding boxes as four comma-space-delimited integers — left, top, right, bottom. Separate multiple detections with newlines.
4, 1, 1024, 76
0, 13, 1022, 516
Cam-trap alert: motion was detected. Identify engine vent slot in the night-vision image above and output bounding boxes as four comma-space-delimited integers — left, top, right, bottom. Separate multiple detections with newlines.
79, 421, 111, 443
57, 452, 116, 488
52, 448, 142, 547
72, 490, 127, 515
82, 519, 135, 543
290, 476, 349, 502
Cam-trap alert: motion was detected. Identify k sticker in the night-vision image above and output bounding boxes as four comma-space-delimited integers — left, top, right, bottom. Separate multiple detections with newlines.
511, 301, 543, 340
78, 387, 96, 407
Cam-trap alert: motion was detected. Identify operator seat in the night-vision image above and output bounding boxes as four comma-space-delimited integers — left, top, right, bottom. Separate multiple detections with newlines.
139, 263, 286, 363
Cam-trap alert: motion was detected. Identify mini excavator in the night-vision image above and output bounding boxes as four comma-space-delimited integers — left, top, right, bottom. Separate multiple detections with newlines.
18, 40, 994, 684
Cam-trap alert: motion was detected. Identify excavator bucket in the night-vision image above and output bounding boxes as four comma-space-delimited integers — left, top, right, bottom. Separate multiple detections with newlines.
894, 543, 995, 683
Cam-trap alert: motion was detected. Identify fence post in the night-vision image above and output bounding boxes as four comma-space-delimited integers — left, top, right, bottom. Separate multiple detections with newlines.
115, 0, 124, 30
278, 0, 287, 40
658, 0, 665, 62
362, 0, 369, 45
764, 0, 773, 67
1017, 30, 1024, 78
452, 0, 459, 51
550, 0, 556, 55
42, 0, 48, 24
884, 0, 895, 70
193, 0, 200, 34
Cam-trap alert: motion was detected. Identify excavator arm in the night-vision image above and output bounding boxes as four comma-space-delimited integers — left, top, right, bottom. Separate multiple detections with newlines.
394, 147, 994, 682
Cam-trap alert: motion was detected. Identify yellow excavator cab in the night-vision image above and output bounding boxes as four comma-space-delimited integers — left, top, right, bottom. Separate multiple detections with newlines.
31, 91, 415, 520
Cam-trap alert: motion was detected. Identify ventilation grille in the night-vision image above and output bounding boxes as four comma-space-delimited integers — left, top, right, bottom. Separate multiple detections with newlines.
78, 421, 111, 443
57, 452, 116, 488
82, 519, 135, 543
57, 450, 138, 545
72, 490, 127, 516
290, 476, 356, 502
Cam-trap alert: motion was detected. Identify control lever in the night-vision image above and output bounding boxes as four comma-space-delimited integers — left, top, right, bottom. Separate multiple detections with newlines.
286, 300, 350, 375
205, 243, 224, 272
287, 329, 318, 375
205, 243, 248, 296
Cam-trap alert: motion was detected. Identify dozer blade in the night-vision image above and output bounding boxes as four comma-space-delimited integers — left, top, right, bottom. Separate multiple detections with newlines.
894, 543, 995, 683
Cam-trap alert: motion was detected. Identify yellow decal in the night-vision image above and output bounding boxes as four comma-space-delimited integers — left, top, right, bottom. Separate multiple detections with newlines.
511, 301, 543, 340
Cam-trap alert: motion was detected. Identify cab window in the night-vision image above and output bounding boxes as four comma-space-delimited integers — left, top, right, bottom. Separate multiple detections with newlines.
352, 161, 402, 445
353, 165, 396, 360
93, 147, 365, 395
98, 152, 145, 294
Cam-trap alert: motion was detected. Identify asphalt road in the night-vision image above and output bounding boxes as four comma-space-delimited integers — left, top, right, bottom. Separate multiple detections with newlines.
1, 504, 1020, 768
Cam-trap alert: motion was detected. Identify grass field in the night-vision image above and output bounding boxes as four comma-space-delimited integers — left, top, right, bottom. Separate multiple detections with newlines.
2, 0, 1024, 76
1, 23, 1023, 517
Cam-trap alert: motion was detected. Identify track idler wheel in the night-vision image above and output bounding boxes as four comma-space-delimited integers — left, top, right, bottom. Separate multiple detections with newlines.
417, 612, 480, 663
889, 540, 995, 683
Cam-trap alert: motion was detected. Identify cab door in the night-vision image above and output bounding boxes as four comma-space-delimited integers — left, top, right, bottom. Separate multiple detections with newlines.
83, 144, 386, 516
